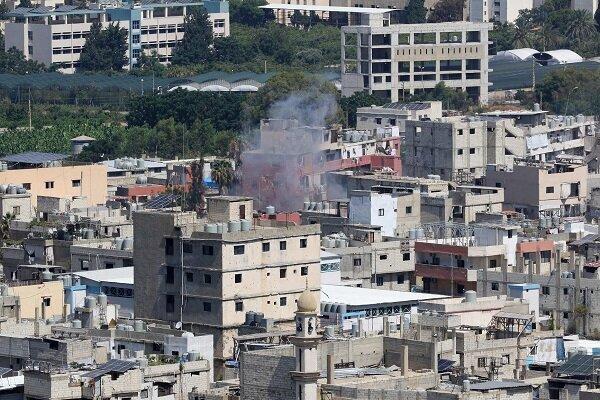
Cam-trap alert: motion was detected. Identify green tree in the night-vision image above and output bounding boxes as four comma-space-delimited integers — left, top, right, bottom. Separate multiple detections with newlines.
78, 21, 128, 71
135, 50, 166, 76
565, 9, 596, 43
0, 1, 9, 20
171, 7, 213, 65
186, 160, 206, 216
427, 0, 464, 22
409, 82, 472, 111
229, 0, 274, 26
339, 92, 386, 128
211, 160, 235, 194
0, 212, 14, 244
403, 0, 427, 23
490, 22, 516, 53
17, 0, 31, 7
213, 36, 257, 64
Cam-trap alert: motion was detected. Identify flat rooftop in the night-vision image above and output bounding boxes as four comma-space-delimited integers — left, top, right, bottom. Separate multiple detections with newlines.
321, 284, 447, 307
74, 267, 133, 285
259, 4, 394, 13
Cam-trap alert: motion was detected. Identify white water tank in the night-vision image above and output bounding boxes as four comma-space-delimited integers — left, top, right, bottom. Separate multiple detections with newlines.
464, 290, 477, 303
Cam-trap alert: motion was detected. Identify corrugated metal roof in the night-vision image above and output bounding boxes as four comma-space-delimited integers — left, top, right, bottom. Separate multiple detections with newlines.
0, 151, 69, 164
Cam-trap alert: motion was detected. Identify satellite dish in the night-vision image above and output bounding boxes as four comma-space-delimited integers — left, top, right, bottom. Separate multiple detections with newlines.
175, 321, 182, 330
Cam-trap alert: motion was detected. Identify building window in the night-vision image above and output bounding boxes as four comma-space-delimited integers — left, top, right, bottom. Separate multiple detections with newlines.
477, 357, 486, 368
186, 272, 193, 282
235, 301, 243, 312
204, 274, 211, 284
280, 297, 287, 306
380, 254, 388, 260
280, 268, 287, 278
165, 266, 174, 284
491, 282, 499, 291
105, 263, 114, 269
563, 288, 568, 295
203, 302, 211, 312
132, 49, 140, 59
353, 258, 361, 266
542, 286, 550, 295
508, 229, 513, 238
132, 34, 140, 44
376, 276, 384, 286
546, 186, 554, 194
45, 181, 54, 189
489, 259, 497, 268
166, 295, 174, 313
28, 31, 33, 40
132, 20, 140, 29
12, 206, 20, 216
405, 206, 412, 214
234, 245, 245, 255
72, 179, 81, 187
397, 273, 404, 284
262, 242, 270, 252
378, 208, 385, 216
165, 238, 174, 255
202, 245, 213, 255
22, 183, 31, 190
43, 297, 51, 307
469, 128, 475, 135
235, 273, 242, 283
183, 242, 193, 253
280, 241, 287, 250
300, 238, 307, 248
457, 149, 463, 155
301, 266, 308, 276
403, 253, 410, 261
469, 148, 475, 154
457, 129, 463, 135
563, 312, 569, 319
375, 118, 382, 125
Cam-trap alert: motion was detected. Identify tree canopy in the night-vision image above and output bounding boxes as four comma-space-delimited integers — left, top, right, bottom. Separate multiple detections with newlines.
78, 22, 128, 71
402, 0, 427, 23
229, 0, 274, 26
171, 7, 214, 65
427, 0, 465, 22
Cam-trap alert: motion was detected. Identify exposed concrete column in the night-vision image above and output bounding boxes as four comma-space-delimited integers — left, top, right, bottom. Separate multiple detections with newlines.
501, 258, 508, 295
516, 253, 524, 273
398, 315, 404, 338
41, 301, 46, 321
576, 256, 583, 334
327, 354, 334, 384
528, 258, 534, 283
400, 345, 409, 376
430, 337, 438, 383
535, 251, 542, 275
34, 307, 39, 337
482, 256, 488, 297
383, 316, 390, 336
451, 329, 457, 356
15, 298, 21, 324
62, 304, 68, 321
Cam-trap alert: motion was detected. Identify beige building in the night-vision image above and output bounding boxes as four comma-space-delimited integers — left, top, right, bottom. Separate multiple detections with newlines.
0, 164, 107, 208
403, 117, 496, 182
134, 196, 321, 367
0, 191, 32, 221
8, 280, 64, 320
341, 20, 492, 103
484, 160, 588, 219
356, 101, 443, 131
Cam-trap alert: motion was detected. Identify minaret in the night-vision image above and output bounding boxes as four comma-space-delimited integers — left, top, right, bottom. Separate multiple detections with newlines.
289, 287, 321, 400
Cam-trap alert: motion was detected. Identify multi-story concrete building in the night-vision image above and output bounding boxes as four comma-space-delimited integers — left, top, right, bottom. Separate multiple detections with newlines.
480, 108, 595, 163
5, 0, 229, 73
133, 196, 321, 367
469, 0, 533, 23
403, 117, 495, 181
341, 20, 492, 103
355, 101, 443, 131
485, 159, 588, 220
349, 186, 421, 237
421, 185, 504, 224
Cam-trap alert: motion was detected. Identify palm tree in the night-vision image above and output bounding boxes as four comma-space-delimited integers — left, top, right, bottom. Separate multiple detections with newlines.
565, 10, 597, 43
0, 213, 15, 244
211, 161, 235, 195
186, 160, 206, 216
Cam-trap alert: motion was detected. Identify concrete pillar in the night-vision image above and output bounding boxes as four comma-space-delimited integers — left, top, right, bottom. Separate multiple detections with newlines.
398, 315, 404, 337
430, 339, 438, 378
501, 259, 508, 295
327, 354, 334, 384
535, 251, 542, 275
521, 364, 527, 380
517, 253, 524, 273
528, 258, 534, 282
41, 301, 46, 321
15, 298, 21, 323
34, 307, 39, 337
451, 329, 457, 356
401, 345, 409, 376
383, 316, 390, 336
358, 318, 365, 337
546, 362, 551, 376
62, 304, 68, 321
555, 249, 562, 329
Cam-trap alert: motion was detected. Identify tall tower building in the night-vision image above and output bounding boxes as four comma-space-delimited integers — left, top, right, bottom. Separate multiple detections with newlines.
290, 288, 321, 400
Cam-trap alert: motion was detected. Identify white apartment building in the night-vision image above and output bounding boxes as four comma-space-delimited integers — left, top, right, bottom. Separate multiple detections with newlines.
4, 0, 229, 73
341, 19, 492, 104
469, 0, 533, 23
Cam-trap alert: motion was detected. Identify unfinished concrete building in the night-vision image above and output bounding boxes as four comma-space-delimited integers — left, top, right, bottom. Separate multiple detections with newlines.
134, 196, 321, 370
355, 101, 443, 131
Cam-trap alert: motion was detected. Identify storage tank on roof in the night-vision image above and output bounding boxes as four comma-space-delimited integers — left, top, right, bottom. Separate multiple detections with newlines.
266, 205, 276, 215
321, 237, 332, 248
41, 270, 53, 281
464, 290, 477, 303
228, 220, 241, 232
137, 159, 146, 169
84, 296, 97, 309
122, 237, 134, 250
204, 223, 218, 233
115, 237, 124, 250
134, 320, 145, 332
72, 320, 82, 329
240, 219, 251, 231
303, 201, 310, 210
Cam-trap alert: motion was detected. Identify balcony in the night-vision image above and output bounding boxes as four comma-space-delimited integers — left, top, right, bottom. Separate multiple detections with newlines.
415, 263, 478, 283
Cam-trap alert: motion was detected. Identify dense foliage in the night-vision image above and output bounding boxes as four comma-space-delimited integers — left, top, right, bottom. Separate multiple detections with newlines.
0, 31, 46, 74
533, 68, 600, 116
171, 8, 214, 65
490, 0, 600, 57
79, 22, 128, 72
402, 0, 427, 23
229, 0, 274, 27
427, 0, 465, 22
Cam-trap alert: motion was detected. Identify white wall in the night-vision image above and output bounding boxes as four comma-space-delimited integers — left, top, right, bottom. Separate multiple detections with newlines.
349, 193, 397, 237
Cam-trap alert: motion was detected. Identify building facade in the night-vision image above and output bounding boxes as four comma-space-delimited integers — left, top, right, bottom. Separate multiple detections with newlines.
341, 21, 492, 104
5, 0, 229, 73
469, 0, 533, 23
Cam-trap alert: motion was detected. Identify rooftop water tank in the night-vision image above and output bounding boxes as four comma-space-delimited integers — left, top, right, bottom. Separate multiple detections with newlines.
216, 223, 223, 234
240, 219, 251, 231
533, 103, 540, 112
228, 220, 241, 232
122, 237, 134, 250
204, 223, 218, 233
72, 319, 82, 329
136, 176, 148, 184
115, 237, 124, 250
464, 290, 477, 303
41, 270, 53, 282
136, 159, 146, 169
245, 311, 256, 325
408, 229, 417, 240
97, 293, 108, 309
266, 205, 276, 215
303, 201, 310, 210
84, 295, 97, 309
134, 320, 145, 332
324, 325, 335, 338
321, 237, 332, 248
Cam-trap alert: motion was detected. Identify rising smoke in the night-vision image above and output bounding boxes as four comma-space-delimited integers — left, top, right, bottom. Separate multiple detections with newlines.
237, 90, 339, 211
